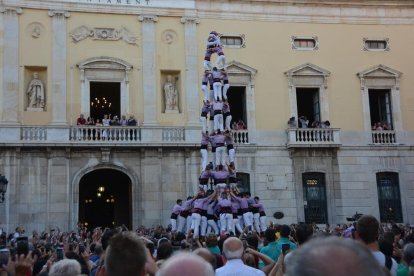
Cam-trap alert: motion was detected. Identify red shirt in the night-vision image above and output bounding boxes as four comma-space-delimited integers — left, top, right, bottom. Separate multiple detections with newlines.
77, 117, 86, 125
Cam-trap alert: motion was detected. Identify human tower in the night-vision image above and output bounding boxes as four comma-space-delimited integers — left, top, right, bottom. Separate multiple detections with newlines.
169, 32, 267, 239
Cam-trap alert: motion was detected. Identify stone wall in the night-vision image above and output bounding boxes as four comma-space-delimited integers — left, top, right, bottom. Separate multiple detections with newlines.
1, 144, 413, 232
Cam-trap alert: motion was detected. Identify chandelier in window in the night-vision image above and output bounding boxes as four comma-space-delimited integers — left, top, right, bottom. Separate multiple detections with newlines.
91, 97, 112, 109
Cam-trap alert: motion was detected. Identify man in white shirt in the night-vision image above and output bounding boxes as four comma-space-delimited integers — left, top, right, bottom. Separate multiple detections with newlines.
355, 215, 398, 276
216, 237, 265, 276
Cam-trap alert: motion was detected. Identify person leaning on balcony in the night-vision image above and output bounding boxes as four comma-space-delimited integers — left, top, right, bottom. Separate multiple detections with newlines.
127, 115, 137, 126
120, 115, 128, 126
76, 114, 86, 140
288, 117, 297, 128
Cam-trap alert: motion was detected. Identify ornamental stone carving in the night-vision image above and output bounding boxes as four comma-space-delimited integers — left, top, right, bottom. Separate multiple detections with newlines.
162, 30, 177, 44
70, 25, 93, 42
70, 26, 138, 45
26, 22, 45, 39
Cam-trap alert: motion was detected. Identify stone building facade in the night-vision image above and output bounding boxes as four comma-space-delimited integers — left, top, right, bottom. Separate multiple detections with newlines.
0, 0, 414, 231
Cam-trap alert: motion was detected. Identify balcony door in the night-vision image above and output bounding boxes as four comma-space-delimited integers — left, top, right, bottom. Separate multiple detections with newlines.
303, 172, 327, 224
369, 89, 393, 129
227, 86, 247, 129
296, 88, 320, 127
90, 82, 121, 122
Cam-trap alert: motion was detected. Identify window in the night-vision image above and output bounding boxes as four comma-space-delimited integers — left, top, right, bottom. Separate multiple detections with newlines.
292, 36, 319, 50
236, 173, 250, 193
220, 34, 245, 48
377, 172, 402, 222
296, 88, 320, 127
227, 86, 247, 130
363, 38, 389, 51
369, 89, 393, 130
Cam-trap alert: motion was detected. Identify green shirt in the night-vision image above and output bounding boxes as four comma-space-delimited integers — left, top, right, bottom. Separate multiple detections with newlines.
259, 237, 297, 268
397, 263, 409, 276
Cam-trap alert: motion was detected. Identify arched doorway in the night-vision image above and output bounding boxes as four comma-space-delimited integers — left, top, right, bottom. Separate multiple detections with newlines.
79, 169, 132, 230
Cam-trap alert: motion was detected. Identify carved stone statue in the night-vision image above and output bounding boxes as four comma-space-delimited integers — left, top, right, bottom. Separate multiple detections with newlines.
164, 75, 179, 113
27, 72, 45, 109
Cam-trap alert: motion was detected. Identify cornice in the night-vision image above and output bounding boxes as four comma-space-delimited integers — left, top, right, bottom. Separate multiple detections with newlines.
2, 0, 414, 24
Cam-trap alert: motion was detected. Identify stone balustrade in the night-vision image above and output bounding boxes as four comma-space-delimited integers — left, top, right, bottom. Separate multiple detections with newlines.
0, 125, 200, 145
371, 130, 396, 144
232, 129, 249, 144
287, 128, 341, 148
21, 127, 48, 141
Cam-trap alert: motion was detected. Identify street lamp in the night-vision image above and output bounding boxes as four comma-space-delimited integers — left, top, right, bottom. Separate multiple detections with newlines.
0, 174, 9, 203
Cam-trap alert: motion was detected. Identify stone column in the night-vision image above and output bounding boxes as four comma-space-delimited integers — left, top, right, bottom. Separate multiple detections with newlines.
138, 15, 158, 126
0, 7, 22, 124
48, 10, 70, 125
181, 16, 200, 126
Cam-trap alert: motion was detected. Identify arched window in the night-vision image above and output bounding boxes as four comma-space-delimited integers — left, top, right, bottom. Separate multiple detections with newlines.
376, 172, 402, 222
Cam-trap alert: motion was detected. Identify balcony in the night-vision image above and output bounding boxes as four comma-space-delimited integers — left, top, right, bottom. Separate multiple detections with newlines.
232, 129, 249, 144
0, 125, 251, 147
286, 128, 341, 148
371, 130, 396, 145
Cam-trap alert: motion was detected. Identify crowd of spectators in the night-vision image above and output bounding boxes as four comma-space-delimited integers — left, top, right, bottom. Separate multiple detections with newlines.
77, 114, 138, 128
1, 215, 413, 276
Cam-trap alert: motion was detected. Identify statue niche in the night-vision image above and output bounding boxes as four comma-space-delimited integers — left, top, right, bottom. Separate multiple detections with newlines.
26, 72, 45, 111
163, 75, 179, 113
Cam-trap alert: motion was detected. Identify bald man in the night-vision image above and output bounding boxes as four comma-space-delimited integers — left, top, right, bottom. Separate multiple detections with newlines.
156, 252, 214, 276
216, 237, 265, 276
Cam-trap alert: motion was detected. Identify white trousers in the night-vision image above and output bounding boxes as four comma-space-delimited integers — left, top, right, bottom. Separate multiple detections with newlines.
232, 217, 243, 234
260, 216, 267, 232
243, 212, 253, 229
253, 213, 261, 233
216, 55, 226, 69
200, 148, 208, 171
220, 213, 233, 234
201, 216, 208, 237
187, 216, 193, 232
192, 213, 202, 238
214, 114, 224, 132
177, 215, 186, 233
216, 146, 226, 166
203, 60, 212, 71
222, 83, 230, 100
207, 219, 219, 235
200, 116, 208, 134
213, 82, 222, 101
228, 148, 235, 164
202, 85, 209, 102
225, 115, 232, 131
170, 218, 177, 232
